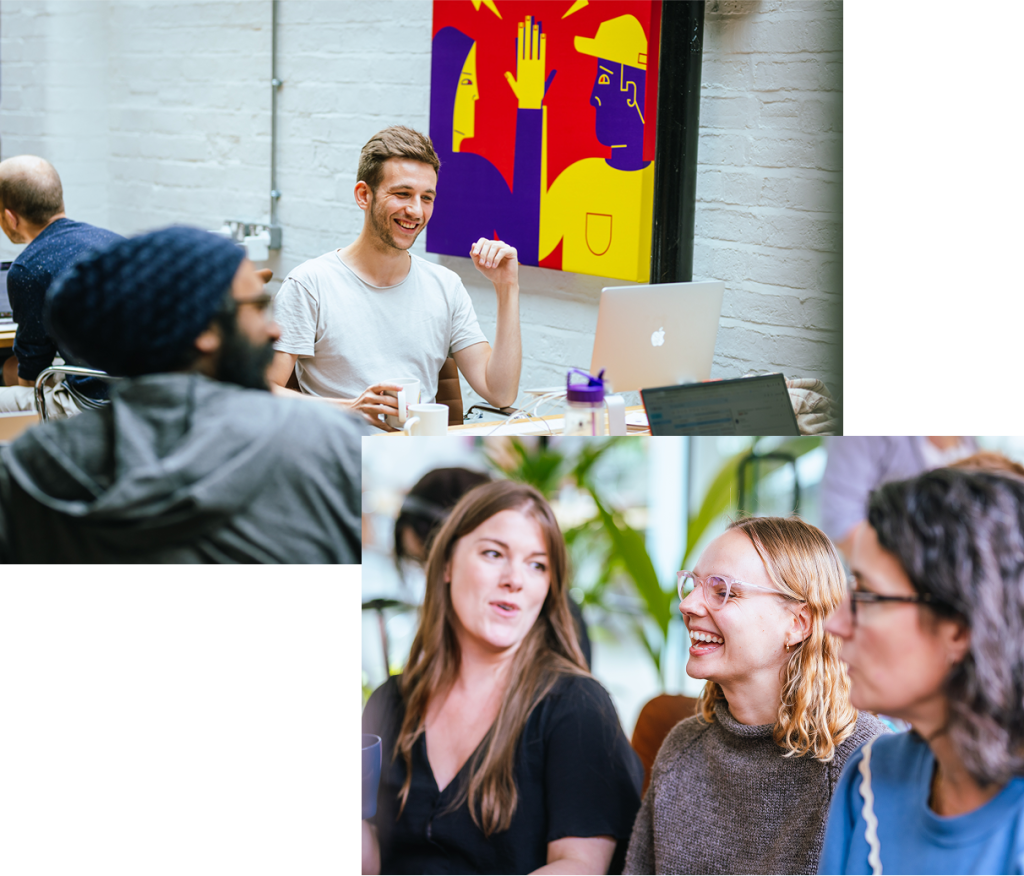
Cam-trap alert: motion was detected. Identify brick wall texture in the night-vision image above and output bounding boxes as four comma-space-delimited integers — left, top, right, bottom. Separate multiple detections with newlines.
0, 0, 842, 409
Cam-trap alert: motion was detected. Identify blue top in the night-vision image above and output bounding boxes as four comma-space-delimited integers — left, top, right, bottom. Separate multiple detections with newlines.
9, 217, 122, 397
819, 731, 1024, 875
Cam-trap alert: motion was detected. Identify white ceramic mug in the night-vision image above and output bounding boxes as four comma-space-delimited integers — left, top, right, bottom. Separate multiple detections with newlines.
402, 403, 449, 436
382, 378, 420, 429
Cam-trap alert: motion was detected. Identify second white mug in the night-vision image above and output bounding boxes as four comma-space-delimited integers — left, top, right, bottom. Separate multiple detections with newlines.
403, 403, 449, 436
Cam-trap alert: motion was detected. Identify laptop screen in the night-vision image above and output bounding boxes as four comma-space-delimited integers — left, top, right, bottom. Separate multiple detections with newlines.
642, 373, 799, 436
0, 262, 12, 320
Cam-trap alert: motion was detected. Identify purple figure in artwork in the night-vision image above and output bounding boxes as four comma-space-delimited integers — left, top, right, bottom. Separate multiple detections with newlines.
427, 24, 542, 266
589, 58, 649, 172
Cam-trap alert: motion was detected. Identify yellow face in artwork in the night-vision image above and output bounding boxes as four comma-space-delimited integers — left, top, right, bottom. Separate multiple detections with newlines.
452, 42, 479, 152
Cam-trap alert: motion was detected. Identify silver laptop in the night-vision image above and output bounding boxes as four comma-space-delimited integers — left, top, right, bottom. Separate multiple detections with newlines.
589, 280, 724, 393
0, 262, 14, 327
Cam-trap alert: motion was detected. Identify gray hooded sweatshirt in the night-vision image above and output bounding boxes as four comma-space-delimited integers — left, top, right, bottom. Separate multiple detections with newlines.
0, 372, 370, 563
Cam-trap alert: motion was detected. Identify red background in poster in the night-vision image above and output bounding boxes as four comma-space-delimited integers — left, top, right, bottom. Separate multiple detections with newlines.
431, 0, 660, 192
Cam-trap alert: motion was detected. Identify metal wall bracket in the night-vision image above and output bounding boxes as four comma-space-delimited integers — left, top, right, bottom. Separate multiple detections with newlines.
222, 221, 282, 249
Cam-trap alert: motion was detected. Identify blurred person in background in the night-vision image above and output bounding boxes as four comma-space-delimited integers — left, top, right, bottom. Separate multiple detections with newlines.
363, 480, 641, 874
393, 467, 591, 667
0, 155, 122, 414
625, 517, 884, 875
820, 469, 1024, 874
949, 449, 1024, 479
394, 467, 492, 573
820, 437, 977, 559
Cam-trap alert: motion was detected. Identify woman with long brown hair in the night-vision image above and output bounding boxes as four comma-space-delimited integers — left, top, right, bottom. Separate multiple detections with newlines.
625, 516, 884, 874
363, 480, 643, 874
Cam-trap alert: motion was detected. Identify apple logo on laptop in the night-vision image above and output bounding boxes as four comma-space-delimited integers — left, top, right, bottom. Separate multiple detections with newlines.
651, 327, 665, 347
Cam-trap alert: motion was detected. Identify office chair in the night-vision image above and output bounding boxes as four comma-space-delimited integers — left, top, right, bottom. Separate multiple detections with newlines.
435, 357, 463, 426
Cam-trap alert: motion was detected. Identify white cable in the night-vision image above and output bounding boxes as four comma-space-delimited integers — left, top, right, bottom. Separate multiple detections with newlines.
485, 392, 565, 436
857, 738, 882, 875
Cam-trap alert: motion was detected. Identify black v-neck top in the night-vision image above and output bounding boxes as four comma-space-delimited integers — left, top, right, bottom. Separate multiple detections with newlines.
363, 673, 643, 874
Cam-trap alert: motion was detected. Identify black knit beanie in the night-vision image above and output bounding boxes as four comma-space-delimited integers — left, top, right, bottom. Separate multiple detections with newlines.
45, 225, 246, 377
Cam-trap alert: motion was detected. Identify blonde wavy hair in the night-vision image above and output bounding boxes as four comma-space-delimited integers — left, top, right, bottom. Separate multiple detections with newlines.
697, 516, 857, 761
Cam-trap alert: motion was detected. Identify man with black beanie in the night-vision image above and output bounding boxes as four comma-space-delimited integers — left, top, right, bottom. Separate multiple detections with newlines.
0, 225, 370, 563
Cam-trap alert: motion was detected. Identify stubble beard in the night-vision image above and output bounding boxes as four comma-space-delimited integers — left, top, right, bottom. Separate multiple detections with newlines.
368, 192, 422, 254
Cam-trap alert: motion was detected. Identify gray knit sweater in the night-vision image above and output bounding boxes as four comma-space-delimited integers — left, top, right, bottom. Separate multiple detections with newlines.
623, 699, 885, 875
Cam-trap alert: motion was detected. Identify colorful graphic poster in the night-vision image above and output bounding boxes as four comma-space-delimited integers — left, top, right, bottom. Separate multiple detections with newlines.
427, 0, 661, 283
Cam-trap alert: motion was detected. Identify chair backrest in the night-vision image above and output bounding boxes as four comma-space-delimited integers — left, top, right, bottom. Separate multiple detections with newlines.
34, 365, 122, 422
436, 357, 463, 426
630, 693, 700, 796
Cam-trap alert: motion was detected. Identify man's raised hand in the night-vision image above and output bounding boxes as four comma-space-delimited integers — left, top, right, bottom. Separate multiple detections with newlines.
470, 239, 519, 291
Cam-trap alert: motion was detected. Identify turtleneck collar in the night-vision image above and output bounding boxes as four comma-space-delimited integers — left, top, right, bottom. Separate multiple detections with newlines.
714, 696, 776, 739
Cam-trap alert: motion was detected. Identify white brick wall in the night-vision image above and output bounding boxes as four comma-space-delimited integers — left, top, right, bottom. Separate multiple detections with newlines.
0, 0, 842, 411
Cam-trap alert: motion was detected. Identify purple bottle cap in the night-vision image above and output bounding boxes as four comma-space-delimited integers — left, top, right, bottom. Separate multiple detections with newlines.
566, 368, 606, 403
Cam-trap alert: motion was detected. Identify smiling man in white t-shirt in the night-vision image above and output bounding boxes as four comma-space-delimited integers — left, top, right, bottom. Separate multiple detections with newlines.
267, 126, 522, 431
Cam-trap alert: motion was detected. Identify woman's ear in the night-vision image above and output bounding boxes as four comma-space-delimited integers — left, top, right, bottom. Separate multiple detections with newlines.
790, 602, 813, 646
943, 619, 972, 666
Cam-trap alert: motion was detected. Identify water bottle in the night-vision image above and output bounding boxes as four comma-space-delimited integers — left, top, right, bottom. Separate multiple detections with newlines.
564, 368, 607, 436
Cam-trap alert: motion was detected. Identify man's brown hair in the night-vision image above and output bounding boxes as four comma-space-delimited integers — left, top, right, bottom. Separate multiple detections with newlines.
357, 126, 440, 193
0, 156, 65, 226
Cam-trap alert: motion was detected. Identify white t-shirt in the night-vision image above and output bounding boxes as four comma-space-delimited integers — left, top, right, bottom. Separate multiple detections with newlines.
272, 251, 487, 403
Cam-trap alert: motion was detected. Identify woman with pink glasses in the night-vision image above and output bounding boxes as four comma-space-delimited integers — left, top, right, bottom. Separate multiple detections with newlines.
624, 517, 884, 874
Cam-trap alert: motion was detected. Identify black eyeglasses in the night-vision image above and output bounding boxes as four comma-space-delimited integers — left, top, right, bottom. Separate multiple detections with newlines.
233, 293, 274, 317
216, 292, 275, 325
844, 575, 934, 623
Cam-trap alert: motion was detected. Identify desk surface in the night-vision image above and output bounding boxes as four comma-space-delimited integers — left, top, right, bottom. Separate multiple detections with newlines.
378, 406, 650, 436
0, 411, 39, 442
0, 328, 15, 349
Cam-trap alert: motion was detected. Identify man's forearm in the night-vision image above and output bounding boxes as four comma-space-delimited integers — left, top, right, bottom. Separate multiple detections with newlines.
2, 355, 19, 387
5, 353, 39, 388
269, 382, 351, 406
483, 283, 522, 408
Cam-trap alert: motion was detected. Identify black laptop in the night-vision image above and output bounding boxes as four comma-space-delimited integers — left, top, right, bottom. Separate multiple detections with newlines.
641, 373, 800, 436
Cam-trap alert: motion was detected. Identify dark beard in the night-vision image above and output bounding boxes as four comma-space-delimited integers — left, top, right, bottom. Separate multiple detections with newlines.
213, 317, 276, 391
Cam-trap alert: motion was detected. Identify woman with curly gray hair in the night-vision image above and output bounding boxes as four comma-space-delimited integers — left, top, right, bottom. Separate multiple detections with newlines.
820, 467, 1024, 874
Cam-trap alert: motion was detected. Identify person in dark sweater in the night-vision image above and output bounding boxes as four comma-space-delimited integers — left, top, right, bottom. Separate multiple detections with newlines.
624, 516, 885, 875
0, 155, 122, 413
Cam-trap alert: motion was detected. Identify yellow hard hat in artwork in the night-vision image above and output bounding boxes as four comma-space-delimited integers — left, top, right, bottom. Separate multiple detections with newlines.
574, 14, 648, 71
